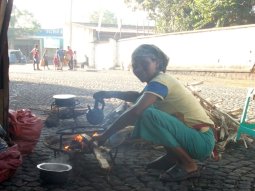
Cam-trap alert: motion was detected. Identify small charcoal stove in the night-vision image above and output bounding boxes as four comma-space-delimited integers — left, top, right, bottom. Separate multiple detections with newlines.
44, 126, 118, 169
51, 94, 81, 124
44, 102, 130, 169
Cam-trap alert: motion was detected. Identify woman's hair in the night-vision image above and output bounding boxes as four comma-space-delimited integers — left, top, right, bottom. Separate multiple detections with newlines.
131, 44, 169, 73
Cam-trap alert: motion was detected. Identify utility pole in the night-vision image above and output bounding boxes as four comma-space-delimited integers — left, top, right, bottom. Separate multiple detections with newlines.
69, 0, 73, 47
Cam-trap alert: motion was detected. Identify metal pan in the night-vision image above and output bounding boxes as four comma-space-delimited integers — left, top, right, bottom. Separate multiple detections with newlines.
37, 162, 72, 184
53, 94, 78, 107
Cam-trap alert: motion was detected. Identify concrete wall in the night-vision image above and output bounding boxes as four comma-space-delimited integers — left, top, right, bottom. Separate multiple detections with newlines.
64, 23, 94, 64
94, 39, 117, 69
117, 24, 255, 72
65, 23, 255, 72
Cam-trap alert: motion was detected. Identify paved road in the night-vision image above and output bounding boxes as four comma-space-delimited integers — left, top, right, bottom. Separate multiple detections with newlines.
1, 64, 255, 191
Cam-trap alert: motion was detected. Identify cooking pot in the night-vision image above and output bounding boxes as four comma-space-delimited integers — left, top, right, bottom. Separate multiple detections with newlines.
37, 163, 72, 184
86, 99, 105, 125
53, 94, 79, 107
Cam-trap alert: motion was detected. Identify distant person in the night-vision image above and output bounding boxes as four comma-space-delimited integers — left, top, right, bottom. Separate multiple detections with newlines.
30, 44, 40, 70
66, 46, 73, 70
53, 50, 60, 70
42, 49, 50, 70
57, 48, 64, 70
73, 51, 77, 68
81, 54, 89, 69
249, 50, 255, 73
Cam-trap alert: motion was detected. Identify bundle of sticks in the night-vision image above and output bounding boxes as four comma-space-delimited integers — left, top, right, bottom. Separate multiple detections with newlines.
186, 82, 253, 158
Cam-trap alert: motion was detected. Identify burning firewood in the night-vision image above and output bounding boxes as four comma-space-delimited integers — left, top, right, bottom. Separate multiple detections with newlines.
63, 134, 91, 152
62, 133, 111, 170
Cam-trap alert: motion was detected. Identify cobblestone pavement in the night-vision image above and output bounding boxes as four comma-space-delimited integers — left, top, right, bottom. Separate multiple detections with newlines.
1, 64, 255, 191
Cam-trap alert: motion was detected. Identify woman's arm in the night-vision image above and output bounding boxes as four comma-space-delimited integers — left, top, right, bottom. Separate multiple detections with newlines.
94, 92, 158, 145
93, 91, 141, 103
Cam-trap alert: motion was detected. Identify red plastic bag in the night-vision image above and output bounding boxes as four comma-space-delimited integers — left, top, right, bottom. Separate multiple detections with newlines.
0, 144, 22, 183
8, 109, 43, 155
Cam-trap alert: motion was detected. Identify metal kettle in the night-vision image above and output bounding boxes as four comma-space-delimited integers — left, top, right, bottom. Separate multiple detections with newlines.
86, 99, 105, 125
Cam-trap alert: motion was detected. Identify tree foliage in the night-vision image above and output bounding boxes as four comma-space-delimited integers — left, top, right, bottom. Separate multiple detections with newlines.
124, 0, 255, 33
8, 5, 41, 39
89, 10, 117, 25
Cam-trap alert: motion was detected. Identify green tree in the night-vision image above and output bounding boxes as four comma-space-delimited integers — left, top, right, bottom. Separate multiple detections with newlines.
8, 5, 41, 45
213, 0, 255, 27
89, 10, 117, 25
125, 0, 255, 33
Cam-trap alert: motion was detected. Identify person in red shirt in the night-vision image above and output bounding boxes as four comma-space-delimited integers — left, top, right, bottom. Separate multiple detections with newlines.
66, 46, 73, 70
30, 44, 40, 70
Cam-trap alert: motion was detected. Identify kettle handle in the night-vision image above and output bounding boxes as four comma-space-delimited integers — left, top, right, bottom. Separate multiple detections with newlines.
94, 99, 105, 110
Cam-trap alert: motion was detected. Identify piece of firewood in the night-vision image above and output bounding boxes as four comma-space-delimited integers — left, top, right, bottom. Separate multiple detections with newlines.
93, 147, 111, 170
227, 108, 243, 118
187, 81, 204, 86
82, 133, 111, 170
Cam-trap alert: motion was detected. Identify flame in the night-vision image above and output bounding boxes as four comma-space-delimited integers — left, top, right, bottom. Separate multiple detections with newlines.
64, 145, 70, 151
92, 132, 98, 137
74, 134, 83, 142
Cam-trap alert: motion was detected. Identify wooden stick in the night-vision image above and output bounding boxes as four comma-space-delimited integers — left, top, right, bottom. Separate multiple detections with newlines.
187, 81, 204, 86
81, 133, 111, 170
93, 147, 111, 170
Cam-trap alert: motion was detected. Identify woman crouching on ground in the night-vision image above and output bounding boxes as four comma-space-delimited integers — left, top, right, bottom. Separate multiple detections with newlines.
92, 44, 215, 182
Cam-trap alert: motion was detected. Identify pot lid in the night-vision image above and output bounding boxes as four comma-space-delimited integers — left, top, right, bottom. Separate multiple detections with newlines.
53, 94, 76, 99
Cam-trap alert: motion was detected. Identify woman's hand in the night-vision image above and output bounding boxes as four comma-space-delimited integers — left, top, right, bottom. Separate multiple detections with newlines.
93, 91, 107, 101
